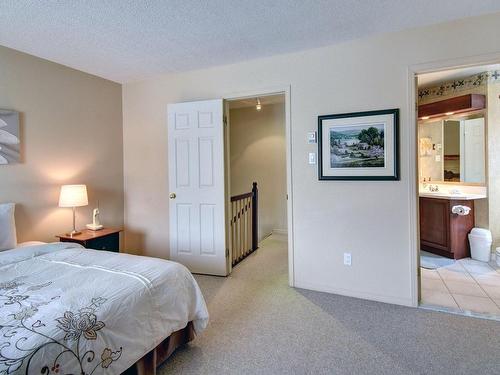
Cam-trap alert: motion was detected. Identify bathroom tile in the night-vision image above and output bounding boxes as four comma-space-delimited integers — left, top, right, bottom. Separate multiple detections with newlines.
488, 260, 500, 271
480, 285, 500, 299
420, 268, 440, 280
459, 258, 482, 265
452, 294, 500, 315
459, 259, 495, 275
441, 261, 467, 272
421, 277, 448, 292
437, 268, 474, 282
443, 280, 487, 297
471, 272, 500, 287
421, 289, 460, 310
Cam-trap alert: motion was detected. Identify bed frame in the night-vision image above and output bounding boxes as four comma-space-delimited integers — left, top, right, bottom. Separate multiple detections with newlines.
123, 322, 195, 375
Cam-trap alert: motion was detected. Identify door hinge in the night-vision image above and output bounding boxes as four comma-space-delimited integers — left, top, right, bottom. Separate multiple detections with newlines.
223, 116, 228, 127
226, 248, 229, 258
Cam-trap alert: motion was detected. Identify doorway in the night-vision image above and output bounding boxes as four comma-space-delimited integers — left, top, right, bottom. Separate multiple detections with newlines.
224, 92, 290, 277
413, 62, 500, 318
166, 87, 294, 284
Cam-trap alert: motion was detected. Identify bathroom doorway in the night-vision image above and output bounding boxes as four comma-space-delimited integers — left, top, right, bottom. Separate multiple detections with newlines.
414, 62, 500, 319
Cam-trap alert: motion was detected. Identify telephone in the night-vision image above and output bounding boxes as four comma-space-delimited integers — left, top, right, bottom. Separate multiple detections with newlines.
86, 206, 103, 231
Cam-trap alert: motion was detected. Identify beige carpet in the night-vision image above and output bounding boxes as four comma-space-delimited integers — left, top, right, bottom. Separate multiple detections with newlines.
159, 234, 500, 374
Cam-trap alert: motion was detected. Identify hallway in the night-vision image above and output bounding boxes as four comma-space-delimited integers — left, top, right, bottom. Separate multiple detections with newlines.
160, 234, 499, 374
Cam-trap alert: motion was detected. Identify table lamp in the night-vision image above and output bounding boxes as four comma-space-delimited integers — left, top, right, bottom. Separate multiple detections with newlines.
59, 184, 88, 236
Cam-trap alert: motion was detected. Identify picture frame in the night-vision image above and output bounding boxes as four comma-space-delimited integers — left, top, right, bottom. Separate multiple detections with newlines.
0, 109, 20, 165
318, 109, 399, 180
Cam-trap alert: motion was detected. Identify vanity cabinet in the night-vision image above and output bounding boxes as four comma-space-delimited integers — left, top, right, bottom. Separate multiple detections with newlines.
419, 197, 474, 259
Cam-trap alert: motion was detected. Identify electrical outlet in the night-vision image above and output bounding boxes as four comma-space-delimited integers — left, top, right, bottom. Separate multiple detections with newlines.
435, 155, 441, 162
343, 253, 352, 266
308, 152, 316, 165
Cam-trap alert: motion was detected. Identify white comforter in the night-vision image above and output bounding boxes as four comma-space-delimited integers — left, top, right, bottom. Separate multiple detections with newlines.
0, 243, 209, 374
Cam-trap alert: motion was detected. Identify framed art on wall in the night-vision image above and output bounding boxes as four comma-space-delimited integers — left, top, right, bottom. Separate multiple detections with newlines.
0, 109, 20, 165
318, 109, 399, 180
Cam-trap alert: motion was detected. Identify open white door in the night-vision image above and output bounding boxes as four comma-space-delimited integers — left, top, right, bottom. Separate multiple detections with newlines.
463, 117, 485, 183
167, 99, 227, 276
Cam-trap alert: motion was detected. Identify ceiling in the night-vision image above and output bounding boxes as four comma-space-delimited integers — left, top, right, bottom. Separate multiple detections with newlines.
418, 63, 500, 87
228, 94, 284, 109
1, 1, 500, 83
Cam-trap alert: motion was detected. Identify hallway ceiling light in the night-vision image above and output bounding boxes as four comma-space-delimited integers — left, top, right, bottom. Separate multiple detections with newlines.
256, 98, 262, 111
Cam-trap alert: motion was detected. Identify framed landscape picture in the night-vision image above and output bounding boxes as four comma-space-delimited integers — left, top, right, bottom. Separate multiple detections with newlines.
318, 109, 399, 180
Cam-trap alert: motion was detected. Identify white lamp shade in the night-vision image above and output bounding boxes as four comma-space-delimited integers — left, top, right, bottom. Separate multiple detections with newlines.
58, 185, 88, 208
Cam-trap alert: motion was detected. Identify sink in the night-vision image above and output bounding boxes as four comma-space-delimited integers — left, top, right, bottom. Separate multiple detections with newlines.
419, 191, 487, 200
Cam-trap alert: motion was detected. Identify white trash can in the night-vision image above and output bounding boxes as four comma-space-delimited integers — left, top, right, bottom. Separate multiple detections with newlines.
468, 228, 492, 262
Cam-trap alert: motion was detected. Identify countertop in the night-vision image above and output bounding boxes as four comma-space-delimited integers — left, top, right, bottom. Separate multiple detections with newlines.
419, 192, 487, 200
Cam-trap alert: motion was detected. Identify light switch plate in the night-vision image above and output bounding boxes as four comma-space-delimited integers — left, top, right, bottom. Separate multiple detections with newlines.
344, 253, 352, 266
308, 152, 316, 165
307, 131, 317, 144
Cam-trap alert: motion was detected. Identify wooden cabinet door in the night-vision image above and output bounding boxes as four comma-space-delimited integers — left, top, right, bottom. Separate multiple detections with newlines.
420, 198, 450, 252
448, 199, 474, 259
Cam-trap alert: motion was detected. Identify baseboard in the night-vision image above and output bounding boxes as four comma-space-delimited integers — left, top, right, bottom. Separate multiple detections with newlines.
294, 281, 414, 307
272, 229, 288, 236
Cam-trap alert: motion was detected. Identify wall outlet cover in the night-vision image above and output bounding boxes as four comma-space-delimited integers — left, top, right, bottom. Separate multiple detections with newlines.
308, 152, 316, 165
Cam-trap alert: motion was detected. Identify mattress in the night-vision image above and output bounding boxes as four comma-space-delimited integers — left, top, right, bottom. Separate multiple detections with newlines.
0, 242, 209, 374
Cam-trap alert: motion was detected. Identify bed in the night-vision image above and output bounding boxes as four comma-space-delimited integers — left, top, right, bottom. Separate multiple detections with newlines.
0, 242, 209, 374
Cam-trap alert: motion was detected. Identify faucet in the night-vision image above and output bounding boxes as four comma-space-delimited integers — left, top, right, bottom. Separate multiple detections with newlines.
429, 184, 439, 192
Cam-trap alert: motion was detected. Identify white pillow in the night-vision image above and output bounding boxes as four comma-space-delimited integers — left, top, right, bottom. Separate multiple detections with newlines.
0, 203, 17, 251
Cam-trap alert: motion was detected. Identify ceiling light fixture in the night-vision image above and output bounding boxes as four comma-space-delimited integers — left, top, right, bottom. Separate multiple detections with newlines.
445, 111, 454, 116
256, 98, 262, 111
421, 116, 430, 120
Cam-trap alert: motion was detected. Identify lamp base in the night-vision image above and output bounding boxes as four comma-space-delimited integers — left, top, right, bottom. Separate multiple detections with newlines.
67, 230, 82, 237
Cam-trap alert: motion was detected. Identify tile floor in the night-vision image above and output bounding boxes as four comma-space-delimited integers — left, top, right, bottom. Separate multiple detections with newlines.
420, 257, 500, 319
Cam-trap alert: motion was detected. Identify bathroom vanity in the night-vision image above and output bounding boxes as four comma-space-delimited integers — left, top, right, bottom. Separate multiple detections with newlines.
419, 195, 477, 259
418, 107, 488, 259
418, 112, 487, 260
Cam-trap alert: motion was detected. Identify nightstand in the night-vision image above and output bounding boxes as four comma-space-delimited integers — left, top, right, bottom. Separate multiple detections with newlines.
56, 228, 122, 252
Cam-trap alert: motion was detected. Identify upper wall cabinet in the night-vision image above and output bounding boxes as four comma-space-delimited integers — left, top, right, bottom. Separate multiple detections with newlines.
418, 94, 485, 120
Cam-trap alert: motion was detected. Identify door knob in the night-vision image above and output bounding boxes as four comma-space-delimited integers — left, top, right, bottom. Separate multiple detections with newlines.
169, 193, 176, 199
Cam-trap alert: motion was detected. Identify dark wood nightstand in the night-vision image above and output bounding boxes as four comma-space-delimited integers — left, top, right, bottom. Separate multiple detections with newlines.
56, 228, 122, 252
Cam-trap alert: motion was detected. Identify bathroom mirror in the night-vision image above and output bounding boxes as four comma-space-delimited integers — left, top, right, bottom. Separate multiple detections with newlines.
418, 115, 485, 185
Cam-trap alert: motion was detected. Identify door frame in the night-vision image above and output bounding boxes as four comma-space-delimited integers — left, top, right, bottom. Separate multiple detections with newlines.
407, 52, 500, 307
223, 85, 295, 286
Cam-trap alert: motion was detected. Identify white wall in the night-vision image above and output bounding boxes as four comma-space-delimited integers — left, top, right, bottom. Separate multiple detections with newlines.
229, 103, 287, 240
123, 13, 500, 306
0, 46, 123, 243
488, 81, 500, 248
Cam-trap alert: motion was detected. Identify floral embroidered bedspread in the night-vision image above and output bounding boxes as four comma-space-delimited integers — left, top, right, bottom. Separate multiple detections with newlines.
0, 243, 209, 374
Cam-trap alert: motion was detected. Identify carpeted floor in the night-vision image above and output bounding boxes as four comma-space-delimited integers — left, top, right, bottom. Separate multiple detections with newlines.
159, 234, 500, 375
